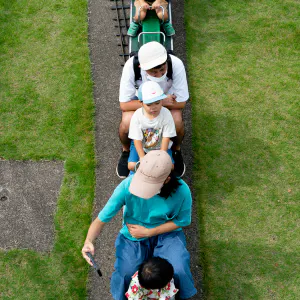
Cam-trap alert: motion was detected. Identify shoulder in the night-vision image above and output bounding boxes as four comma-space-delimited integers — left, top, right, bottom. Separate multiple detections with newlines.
177, 179, 191, 194
121, 57, 135, 77
124, 56, 134, 68
132, 107, 143, 118
116, 176, 133, 192
160, 107, 173, 117
169, 54, 185, 68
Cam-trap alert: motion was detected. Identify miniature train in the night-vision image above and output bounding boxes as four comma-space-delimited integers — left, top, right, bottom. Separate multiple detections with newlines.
128, 0, 174, 55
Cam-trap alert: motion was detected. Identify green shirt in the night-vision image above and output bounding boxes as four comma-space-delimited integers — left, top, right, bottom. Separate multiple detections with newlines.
98, 176, 192, 241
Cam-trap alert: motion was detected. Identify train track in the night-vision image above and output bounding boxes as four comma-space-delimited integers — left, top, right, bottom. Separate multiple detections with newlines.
111, 0, 130, 65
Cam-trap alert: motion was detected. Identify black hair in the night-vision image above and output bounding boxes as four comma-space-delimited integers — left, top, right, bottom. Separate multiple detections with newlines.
138, 257, 174, 290
158, 171, 182, 199
152, 61, 167, 70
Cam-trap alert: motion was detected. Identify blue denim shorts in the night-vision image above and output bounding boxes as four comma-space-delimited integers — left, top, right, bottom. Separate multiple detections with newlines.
128, 141, 174, 163
110, 231, 197, 299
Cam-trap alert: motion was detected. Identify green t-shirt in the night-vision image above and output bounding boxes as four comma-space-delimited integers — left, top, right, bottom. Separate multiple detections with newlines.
98, 176, 192, 241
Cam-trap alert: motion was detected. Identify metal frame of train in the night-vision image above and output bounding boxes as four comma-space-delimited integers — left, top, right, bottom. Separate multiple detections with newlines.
128, 0, 174, 55
111, 0, 174, 63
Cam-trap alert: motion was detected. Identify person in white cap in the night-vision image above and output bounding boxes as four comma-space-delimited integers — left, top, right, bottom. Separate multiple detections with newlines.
117, 41, 189, 179
128, 81, 176, 172
82, 150, 197, 299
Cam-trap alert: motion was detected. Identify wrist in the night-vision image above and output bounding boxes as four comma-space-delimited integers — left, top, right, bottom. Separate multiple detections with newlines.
85, 239, 93, 245
148, 227, 156, 237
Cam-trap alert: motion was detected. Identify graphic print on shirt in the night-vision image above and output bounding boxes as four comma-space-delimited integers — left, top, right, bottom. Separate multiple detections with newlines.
143, 127, 162, 150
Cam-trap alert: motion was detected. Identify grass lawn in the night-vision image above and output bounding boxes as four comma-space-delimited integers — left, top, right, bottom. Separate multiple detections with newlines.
0, 0, 95, 298
185, 0, 299, 299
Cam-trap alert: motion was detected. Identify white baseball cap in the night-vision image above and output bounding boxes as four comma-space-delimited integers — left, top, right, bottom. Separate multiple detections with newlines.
138, 81, 167, 104
138, 41, 168, 70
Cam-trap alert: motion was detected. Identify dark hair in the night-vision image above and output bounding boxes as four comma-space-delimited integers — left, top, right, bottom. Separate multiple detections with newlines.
152, 61, 167, 70
138, 257, 174, 290
158, 171, 182, 199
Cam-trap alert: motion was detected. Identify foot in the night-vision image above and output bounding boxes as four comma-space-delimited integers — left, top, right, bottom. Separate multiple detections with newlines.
116, 151, 130, 178
127, 22, 140, 37
172, 150, 185, 177
162, 22, 175, 36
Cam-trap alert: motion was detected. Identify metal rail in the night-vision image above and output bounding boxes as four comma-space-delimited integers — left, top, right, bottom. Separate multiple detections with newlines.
111, 0, 130, 65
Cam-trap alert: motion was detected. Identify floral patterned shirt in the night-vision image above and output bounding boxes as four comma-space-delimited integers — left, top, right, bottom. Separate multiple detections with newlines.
125, 271, 179, 300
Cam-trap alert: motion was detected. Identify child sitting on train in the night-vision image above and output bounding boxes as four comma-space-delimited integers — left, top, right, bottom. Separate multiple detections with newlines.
127, 0, 175, 37
125, 257, 179, 299
128, 81, 176, 172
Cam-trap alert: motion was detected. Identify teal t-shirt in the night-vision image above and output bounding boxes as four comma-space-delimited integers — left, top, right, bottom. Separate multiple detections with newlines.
98, 176, 192, 241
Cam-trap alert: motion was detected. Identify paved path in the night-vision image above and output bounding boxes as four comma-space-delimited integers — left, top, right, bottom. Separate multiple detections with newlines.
0, 161, 64, 252
87, 0, 202, 298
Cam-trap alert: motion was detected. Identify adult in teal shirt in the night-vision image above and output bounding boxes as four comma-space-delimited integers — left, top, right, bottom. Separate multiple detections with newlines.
82, 151, 197, 299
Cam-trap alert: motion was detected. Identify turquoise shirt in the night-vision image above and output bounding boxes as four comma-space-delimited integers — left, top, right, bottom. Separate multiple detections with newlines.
98, 176, 192, 241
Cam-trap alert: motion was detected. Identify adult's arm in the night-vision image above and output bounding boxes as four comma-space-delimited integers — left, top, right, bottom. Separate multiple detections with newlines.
81, 179, 129, 265
81, 218, 106, 266
127, 221, 180, 239
168, 55, 189, 103
120, 100, 142, 112
119, 57, 139, 105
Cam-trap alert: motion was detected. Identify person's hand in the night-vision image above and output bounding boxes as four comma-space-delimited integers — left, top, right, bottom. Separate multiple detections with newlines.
151, 0, 162, 9
162, 94, 177, 107
127, 223, 151, 239
82, 241, 95, 266
140, 1, 150, 10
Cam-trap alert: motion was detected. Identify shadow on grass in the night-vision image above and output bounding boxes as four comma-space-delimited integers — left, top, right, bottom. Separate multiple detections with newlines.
193, 113, 278, 203
192, 112, 281, 299
203, 239, 297, 299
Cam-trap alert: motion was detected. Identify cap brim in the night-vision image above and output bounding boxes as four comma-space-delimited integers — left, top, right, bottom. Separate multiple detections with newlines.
143, 94, 167, 104
140, 54, 168, 70
129, 171, 164, 199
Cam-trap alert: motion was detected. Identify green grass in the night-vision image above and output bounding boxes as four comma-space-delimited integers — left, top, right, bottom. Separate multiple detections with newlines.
0, 0, 95, 298
185, 0, 299, 299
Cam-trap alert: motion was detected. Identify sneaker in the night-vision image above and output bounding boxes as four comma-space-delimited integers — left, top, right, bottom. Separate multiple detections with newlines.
127, 22, 140, 37
162, 22, 175, 36
116, 151, 130, 178
172, 150, 185, 177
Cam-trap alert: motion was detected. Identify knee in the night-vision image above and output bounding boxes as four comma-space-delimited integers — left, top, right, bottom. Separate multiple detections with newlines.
128, 162, 136, 171
134, 9, 147, 21
171, 110, 184, 133
156, 9, 168, 21
120, 112, 134, 132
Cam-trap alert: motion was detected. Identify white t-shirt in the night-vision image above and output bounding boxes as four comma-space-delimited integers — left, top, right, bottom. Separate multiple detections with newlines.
128, 107, 176, 152
119, 55, 189, 103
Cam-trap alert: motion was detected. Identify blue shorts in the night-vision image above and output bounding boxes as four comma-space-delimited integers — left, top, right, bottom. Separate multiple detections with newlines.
110, 231, 197, 299
128, 141, 174, 164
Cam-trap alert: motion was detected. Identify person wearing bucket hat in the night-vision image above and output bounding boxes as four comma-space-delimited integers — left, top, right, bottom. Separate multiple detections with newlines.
82, 150, 197, 299
117, 41, 189, 179
127, 81, 176, 173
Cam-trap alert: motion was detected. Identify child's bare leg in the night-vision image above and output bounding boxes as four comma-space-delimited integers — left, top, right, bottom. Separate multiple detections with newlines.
152, 0, 175, 36
128, 162, 136, 171
134, 1, 148, 22
134, 9, 147, 22
155, 7, 168, 21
